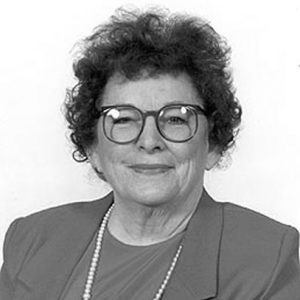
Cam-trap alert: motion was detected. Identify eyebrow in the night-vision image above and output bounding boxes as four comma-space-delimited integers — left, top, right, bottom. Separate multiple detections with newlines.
103, 100, 198, 107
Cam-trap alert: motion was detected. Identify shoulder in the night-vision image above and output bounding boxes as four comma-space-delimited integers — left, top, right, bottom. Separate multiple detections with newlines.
8, 196, 106, 236
221, 201, 298, 244
220, 201, 299, 260
223, 200, 296, 228
2, 193, 113, 274
218, 201, 300, 296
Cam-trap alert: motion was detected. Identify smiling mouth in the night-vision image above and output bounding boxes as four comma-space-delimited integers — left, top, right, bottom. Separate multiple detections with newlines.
128, 164, 173, 175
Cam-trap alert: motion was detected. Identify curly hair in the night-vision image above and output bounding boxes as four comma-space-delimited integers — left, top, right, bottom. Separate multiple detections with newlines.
64, 7, 242, 163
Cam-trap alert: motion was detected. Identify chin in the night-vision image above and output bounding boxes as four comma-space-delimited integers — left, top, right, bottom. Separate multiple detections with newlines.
130, 187, 177, 208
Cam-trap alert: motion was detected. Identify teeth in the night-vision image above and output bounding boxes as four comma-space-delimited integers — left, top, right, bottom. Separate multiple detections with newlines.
131, 167, 171, 175
131, 165, 171, 168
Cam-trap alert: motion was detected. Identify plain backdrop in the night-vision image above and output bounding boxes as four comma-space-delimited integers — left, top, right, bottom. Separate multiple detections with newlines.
0, 0, 299, 264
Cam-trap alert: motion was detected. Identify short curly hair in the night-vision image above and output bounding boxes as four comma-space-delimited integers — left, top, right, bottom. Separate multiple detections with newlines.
64, 7, 242, 163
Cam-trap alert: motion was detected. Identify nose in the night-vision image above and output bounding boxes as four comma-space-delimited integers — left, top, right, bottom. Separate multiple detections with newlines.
135, 116, 166, 153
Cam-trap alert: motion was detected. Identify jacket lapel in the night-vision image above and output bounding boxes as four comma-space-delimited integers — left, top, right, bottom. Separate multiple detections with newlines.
16, 193, 113, 300
164, 189, 224, 300
16, 190, 223, 300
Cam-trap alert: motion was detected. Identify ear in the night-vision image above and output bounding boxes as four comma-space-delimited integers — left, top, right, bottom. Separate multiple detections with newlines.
205, 148, 221, 170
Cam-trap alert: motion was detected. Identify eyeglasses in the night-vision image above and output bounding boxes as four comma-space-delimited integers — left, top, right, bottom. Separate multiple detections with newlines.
98, 103, 207, 144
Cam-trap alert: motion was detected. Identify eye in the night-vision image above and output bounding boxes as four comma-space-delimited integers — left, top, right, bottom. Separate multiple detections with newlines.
167, 116, 188, 125
112, 117, 135, 125
107, 108, 140, 125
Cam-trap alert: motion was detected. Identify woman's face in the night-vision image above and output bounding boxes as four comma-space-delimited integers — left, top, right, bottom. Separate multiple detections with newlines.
90, 72, 219, 207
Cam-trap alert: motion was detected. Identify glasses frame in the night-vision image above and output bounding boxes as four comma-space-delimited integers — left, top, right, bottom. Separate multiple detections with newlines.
98, 103, 207, 144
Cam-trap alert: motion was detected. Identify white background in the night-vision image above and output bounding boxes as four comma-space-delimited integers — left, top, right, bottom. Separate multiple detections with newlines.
0, 0, 299, 263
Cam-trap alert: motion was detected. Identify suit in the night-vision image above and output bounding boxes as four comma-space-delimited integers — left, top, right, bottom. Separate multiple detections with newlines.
1, 189, 300, 299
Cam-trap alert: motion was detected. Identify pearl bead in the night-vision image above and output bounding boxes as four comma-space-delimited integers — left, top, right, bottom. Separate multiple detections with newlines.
82, 204, 183, 300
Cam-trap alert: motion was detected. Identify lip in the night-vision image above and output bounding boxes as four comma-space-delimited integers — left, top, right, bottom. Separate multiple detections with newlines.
128, 164, 174, 175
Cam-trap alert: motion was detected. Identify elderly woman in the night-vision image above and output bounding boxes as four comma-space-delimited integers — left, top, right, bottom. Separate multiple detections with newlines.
1, 7, 299, 300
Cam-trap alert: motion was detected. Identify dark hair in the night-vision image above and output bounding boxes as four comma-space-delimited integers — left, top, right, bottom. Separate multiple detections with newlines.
64, 7, 242, 163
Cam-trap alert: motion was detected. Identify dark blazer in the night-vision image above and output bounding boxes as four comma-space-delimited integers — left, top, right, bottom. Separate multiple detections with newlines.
1, 190, 300, 300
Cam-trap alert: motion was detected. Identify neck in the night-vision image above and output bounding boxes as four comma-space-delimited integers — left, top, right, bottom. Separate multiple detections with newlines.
107, 187, 203, 246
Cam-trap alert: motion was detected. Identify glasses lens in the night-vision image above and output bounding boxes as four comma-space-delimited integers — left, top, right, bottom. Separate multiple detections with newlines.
158, 106, 197, 141
104, 107, 142, 143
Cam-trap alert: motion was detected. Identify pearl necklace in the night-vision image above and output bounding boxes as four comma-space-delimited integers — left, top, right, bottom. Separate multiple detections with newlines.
82, 205, 183, 300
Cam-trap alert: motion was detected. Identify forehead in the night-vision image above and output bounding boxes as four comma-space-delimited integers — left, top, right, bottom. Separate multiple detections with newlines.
101, 72, 202, 109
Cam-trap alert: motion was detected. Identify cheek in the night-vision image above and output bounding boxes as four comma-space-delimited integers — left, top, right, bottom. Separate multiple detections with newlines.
92, 134, 116, 177
99, 145, 120, 173
174, 139, 209, 185
96, 126, 118, 165
97, 142, 132, 185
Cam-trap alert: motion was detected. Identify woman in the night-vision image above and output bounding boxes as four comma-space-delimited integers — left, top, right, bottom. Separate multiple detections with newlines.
1, 7, 299, 300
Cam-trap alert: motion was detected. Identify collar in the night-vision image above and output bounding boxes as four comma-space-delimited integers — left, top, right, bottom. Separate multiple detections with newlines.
17, 190, 223, 300
164, 189, 224, 300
